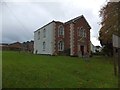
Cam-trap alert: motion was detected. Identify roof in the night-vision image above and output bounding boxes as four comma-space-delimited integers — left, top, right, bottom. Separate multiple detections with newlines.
34, 15, 91, 32
34, 21, 54, 33
34, 21, 63, 33
0, 43, 9, 46
65, 15, 91, 29
65, 15, 83, 24
9, 42, 21, 45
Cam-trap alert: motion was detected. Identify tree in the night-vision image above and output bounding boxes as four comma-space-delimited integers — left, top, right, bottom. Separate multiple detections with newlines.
99, 2, 119, 56
99, 1, 120, 87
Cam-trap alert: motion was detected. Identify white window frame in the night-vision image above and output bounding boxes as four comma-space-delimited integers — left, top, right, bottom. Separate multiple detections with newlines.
43, 41, 46, 51
78, 27, 86, 38
58, 41, 64, 51
58, 25, 64, 36
38, 31, 40, 40
43, 28, 46, 38
83, 29, 86, 37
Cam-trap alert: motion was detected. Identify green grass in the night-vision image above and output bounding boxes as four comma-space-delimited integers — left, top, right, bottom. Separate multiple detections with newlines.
2, 51, 118, 88
0, 51, 2, 89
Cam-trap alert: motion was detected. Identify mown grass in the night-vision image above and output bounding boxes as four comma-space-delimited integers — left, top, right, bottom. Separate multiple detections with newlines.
2, 51, 118, 88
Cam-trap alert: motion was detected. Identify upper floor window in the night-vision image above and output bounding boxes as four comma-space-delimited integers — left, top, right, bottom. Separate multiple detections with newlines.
38, 31, 40, 40
58, 25, 64, 36
43, 28, 46, 38
43, 41, 46, 51
58, 41, 64, 51
78, 27, 86, 37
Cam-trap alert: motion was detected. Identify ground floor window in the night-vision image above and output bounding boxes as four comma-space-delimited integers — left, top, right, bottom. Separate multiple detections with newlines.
43, 42, 46, 51
58, 41, 64, 51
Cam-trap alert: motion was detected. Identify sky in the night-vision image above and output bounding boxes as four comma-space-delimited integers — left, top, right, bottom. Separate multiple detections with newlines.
1, 0, 108, 46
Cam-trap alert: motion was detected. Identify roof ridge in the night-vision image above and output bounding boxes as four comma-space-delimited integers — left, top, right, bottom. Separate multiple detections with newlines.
65, 15, 83, 24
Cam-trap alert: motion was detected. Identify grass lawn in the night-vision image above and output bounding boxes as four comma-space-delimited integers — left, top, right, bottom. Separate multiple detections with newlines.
2, 51, 118, 88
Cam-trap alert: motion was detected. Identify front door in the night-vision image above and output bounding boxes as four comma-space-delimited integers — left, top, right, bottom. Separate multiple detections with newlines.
80, 45, 84, 56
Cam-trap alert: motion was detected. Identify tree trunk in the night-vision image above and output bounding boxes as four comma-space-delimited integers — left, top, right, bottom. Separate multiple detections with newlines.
113, 48, 118, 76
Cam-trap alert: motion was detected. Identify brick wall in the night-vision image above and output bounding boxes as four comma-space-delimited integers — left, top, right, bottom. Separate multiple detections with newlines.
53, 16, 91, 56
63, 17, 91, 56
54, 22, 65, 55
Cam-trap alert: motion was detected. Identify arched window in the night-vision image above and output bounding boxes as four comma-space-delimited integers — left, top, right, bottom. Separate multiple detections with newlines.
58, 41, 64, 51
38, 31, 40, 40
58, 25, 64, 36
78, 27, 86, 37
43, 41, 46, 51
83, 29, 86, 37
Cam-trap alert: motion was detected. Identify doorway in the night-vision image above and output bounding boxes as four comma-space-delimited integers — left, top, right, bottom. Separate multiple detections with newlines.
80, 45, 84, 56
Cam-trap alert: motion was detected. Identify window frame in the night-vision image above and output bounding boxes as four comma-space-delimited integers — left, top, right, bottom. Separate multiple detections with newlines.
43, 41, 46, 51
58, 41, 64, 51
38, 31, 40, 40
43, 28, 46, 38
78, 27, 86, 38
58, 25, 64, 36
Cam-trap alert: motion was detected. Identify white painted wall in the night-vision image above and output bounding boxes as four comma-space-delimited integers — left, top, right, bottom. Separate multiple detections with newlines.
34, 22, 55, 55
90, 42, 102, 53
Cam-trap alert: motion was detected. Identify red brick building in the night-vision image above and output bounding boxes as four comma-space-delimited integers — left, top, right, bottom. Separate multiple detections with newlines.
8, 42, 22, 51
1, 41, 34, 53
0, 42, 22, 51
34, 15, 91, 57
21, 40, 34, 53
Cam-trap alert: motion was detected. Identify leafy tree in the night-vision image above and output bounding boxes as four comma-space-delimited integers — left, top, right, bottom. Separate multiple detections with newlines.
99, 2, 120, 87
99, 2, 119, 56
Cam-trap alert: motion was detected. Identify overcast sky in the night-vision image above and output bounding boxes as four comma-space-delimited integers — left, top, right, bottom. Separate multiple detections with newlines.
1, 0, 108, 46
